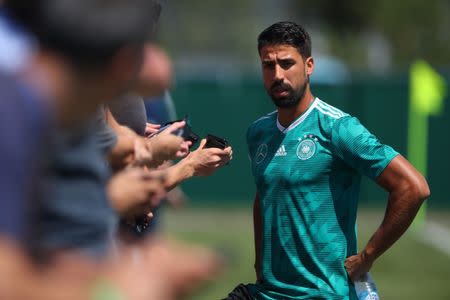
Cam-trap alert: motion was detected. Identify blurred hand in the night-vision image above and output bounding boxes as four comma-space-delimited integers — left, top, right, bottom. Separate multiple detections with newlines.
166, 187, 189, 209
132, 137, 153, 167
145, 122, 161, 136
147, 121, 191, 165
107, 168, 167, 217
109, 238, 223, 300
184, 139, 233, 177
344, 252, 374, 281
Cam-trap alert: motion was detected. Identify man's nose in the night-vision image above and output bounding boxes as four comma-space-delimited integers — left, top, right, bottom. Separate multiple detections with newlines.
274, 64, 284, 81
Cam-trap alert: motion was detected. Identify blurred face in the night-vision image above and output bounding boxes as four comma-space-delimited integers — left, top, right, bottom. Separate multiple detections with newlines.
260, 44, 314, 108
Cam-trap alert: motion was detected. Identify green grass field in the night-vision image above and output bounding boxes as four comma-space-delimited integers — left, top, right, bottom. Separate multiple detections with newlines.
161, 207, 450, 300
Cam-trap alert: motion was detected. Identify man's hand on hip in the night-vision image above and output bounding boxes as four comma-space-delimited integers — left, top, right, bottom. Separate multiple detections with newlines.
344, 251, 374, 281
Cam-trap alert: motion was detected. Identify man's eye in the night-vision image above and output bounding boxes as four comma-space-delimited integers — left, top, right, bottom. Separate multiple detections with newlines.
280, 61, 294, 69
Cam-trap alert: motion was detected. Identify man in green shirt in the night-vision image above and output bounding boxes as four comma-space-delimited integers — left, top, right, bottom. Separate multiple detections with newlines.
224, 21, 430, 300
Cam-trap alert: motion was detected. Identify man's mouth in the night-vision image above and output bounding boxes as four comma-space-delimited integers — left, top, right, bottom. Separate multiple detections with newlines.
272, 86, 290, 97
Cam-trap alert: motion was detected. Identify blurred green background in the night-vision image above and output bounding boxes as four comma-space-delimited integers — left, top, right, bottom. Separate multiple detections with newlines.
151, 1, 450, 299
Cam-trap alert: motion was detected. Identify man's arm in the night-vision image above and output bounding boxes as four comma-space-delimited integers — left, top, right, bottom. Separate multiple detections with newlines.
104, 108, 138, 168
154, 139, 233, 192
105, 108, 188, 170
253, 192, 262, 282
345, 155, 430, 280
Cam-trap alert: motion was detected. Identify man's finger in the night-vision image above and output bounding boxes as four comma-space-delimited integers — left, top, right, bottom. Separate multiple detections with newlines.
165, 121, 186, 134
145, 123, 162, 135
203, 148, 229, 156
198, 139, 207, 149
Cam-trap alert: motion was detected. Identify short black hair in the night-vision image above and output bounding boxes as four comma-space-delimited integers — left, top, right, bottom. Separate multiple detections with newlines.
258, 21, 311, 59
5, 0, 162, 67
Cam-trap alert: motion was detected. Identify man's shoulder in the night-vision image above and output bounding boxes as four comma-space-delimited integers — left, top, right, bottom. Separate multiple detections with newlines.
314, 98, 350, 121
311, 98, 356, 134
248, 110, 277, 133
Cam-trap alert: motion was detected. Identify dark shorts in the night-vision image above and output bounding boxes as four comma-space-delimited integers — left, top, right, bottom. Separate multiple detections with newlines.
222, 284, 254, 300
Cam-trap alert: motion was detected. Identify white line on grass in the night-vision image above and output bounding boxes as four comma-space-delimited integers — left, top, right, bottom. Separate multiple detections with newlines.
418, 221, 450, 257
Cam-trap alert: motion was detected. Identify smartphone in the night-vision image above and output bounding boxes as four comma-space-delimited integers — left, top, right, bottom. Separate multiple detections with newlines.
148, 116, 199, 147
204, 134, 229, 149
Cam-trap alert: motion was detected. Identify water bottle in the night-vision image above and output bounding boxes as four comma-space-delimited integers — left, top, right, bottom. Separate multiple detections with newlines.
354, 272, 380, 300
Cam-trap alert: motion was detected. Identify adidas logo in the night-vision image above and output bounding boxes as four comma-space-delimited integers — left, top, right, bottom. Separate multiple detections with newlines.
275, 145, 287, 157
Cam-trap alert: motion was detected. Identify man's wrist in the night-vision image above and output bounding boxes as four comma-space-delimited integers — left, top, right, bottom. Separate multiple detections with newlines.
178, 156, 195, 179
163, 157, 195, 191
361, 247, 377, 265
146, 139, 164, 163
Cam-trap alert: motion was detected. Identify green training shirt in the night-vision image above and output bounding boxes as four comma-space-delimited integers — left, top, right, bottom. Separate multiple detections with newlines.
246, 98, 398, 300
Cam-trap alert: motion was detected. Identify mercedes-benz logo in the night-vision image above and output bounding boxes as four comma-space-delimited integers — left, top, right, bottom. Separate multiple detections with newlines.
255, 144, 268, 164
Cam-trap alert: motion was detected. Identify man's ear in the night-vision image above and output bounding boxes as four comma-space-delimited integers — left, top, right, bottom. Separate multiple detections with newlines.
305, 56, 314, 77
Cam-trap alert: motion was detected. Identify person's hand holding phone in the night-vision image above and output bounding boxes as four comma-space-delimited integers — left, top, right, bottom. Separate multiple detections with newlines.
146, 121, 191, 167
183, 139, 232, 177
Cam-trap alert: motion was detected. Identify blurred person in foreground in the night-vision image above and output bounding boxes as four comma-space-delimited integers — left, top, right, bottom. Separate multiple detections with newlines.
6, 0, 164, 259
102, 3, 232, 239
10, 0, 232, 261
224, 21, 430, 300
0, 0, 221, 299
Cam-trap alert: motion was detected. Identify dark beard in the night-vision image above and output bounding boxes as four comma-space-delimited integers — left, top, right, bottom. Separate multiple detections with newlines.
268, 80, 307, 108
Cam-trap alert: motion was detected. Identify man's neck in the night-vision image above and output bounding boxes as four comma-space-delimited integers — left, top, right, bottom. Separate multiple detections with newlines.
277, 89, 314, 128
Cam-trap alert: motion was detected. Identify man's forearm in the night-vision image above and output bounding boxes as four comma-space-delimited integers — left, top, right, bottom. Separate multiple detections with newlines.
161, 158, 195, 192
108, 134, 134, 170
253, 193, 262, 281
106, 108, 138, 169
362, 185, 427, 263
346, 156, 430, 280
